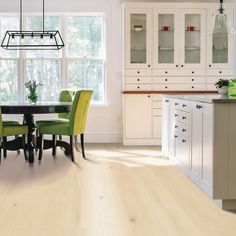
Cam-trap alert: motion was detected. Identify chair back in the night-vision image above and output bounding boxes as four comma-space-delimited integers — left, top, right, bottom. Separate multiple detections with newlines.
58, 90, 75, 119
0, 107, 2, 137
69, 90, 93, 135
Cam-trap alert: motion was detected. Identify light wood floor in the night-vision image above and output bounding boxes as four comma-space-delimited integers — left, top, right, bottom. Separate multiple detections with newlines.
0, 144, 236, 236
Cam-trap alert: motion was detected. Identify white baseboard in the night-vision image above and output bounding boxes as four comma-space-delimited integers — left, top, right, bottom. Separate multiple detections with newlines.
123, 138, 162, 146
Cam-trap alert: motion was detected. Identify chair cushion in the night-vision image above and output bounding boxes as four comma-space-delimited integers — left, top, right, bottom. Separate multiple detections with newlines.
38, 120, 70, 136
2, 124, 28, 137
36, 118, 68, 127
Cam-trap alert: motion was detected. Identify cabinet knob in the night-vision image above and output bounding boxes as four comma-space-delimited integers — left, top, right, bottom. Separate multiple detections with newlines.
209, 65, 212, 67
175, 114, 178, 117
165, 99, 169, 102
192, 78, 194, 82
182, 139, 186, 143
182, 129, 186, 132
219, 71, 222, 74
175, 103, 178, 106
192, 71, 194, 74
137, 79, 140, 81
137, 71, 140, 74
148, 95, 151, 98
192, 86, 194, 89
182, 116, 186, 119
137, 86, 140, 89
199, 105, 203, 109
175, 125, 178, 128
176, 65, 178, 67
182, 104, 186, 107
165, 71, 168, 74
165, 78, 168, 82
165, 86, 168, 89
181, 65, 184, 67
175, 135, 178, 138
148, 65, 151, 68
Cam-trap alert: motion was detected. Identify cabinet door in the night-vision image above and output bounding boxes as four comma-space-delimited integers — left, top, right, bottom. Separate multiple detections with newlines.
124, 94, 152, 138
162, 98, 170, 153
153, 9, 179, 68
200, 104, 213, 196
125, 9, 152, 68
206, 8, 233, 69
190, 102, 203, 184
180, 9, 206, 69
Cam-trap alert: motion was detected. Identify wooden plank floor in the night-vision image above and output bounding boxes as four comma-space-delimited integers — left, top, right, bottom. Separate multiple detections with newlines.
0, 144, 236, 236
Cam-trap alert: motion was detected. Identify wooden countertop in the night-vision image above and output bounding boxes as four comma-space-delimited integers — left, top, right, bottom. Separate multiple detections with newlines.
123, 91, 217, 94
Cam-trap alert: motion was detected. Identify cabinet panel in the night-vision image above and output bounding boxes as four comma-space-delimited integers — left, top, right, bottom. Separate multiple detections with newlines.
179, 9, 206, 68
206, 69, 233, 76
153, 83, 205, 91
125, 84, 152, 91
125, 9, 152, 68
125, 94, 152, 138
153, 116, 162, 138
125, 69, 152, 76
126, 77, 152, 83
152, 68, 205, 76
153, 76, 205, 84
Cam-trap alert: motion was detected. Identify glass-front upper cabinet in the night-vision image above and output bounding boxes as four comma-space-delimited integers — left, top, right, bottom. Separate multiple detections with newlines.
206, 8, 233, 69
125, 9, 152, 68
180, 9, 206, 68
153, 9, 179, 68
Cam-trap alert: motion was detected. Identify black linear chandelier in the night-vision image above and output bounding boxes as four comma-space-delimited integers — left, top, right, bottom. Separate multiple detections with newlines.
1, 0, 65, 50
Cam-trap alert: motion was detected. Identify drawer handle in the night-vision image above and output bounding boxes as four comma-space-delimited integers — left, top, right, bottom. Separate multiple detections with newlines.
192, 86, 194, 89
182, 104, 186, 107
175, 125, 178, 128
148, 95, 151, 98
165, 86, 168, 89
137, 71, 140, 74
137, 86, 140, 89
148, 65, 151, 68
165, 71, 168, 74
175, 103, 178, 106
182, 139, 186, 143
165, 78, 168, 82
176, 65, 178, 67
137, 79, 140, 81
209, 65, 212, 67
182, 116, 186, 119
175, 135, 178, 138
175, 114, 178, 117
182, 129, 186, 132
192, 78, 194, 82
181, 65, 184, 67
192, 71, 194, 74
219, 71, 222, 74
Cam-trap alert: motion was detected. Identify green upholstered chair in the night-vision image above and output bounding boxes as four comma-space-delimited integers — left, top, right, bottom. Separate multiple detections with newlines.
37, 90, 93, 162
0, 108, 28, 162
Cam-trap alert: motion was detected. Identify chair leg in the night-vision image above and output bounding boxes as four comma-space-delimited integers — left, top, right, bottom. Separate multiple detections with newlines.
0, 138, 2, 163
74, 135, 80, 152
38, 134, 44, 161
35, 129, 39, 152
52, 135, 57, 156
22, 134, 28, 161
80, 133, 86, 159
70, 135, 75, 162
3, 137, 7, 159
15, 135, 20, 155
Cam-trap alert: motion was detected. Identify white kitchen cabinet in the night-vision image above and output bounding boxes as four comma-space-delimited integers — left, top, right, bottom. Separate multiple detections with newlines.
124, 94, 162, 145
206, 8, 234, 69
125, 8, 152, 69
124, 94, 152, 138
162, 98, 171, 153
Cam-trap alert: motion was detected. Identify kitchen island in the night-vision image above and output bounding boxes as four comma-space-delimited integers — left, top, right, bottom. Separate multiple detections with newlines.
162, 94, 236, 210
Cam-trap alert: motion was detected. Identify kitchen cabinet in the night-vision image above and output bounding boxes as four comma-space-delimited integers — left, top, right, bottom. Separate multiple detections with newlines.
124, 94, 162, 145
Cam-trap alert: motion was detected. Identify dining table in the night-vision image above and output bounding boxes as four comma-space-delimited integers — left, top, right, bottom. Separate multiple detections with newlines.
1, 101, 72, 163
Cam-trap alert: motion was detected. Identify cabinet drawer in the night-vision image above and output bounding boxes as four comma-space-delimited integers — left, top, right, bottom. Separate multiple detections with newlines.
206, 83, 217, 91
175, 122, 190, 138
206, 76, 231, 84
152, 94, 162, 101
153, 101, 162, 108
153, 109, 162, 116
174, 99, 190, 112
175, 110, 190, 125
126, 77, 152, 84
153, 77, 205, 84
206, 69, 233, 76
125, 84, 152, 91
153, 84, 206, 91
125, 69, 151, 77
153, 69, 205, 76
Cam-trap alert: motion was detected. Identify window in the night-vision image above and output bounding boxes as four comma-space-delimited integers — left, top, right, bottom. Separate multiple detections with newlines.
0, 16, 19, 102
66, 15, 105, 104
0, 14, 106, 104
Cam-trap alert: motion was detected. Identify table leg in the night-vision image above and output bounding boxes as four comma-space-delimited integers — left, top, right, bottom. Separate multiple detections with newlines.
23, 114, 36, 163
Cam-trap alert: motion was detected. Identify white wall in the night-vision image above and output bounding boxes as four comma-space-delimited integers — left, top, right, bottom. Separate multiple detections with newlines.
0, 0, 124, 143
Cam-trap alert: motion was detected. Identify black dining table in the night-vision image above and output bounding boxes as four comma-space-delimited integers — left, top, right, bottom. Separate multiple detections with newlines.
1, 101, 72, 163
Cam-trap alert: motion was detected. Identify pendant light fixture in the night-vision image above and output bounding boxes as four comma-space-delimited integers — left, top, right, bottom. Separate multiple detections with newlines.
211, 0, 235, 35
1, 0, 65, 50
